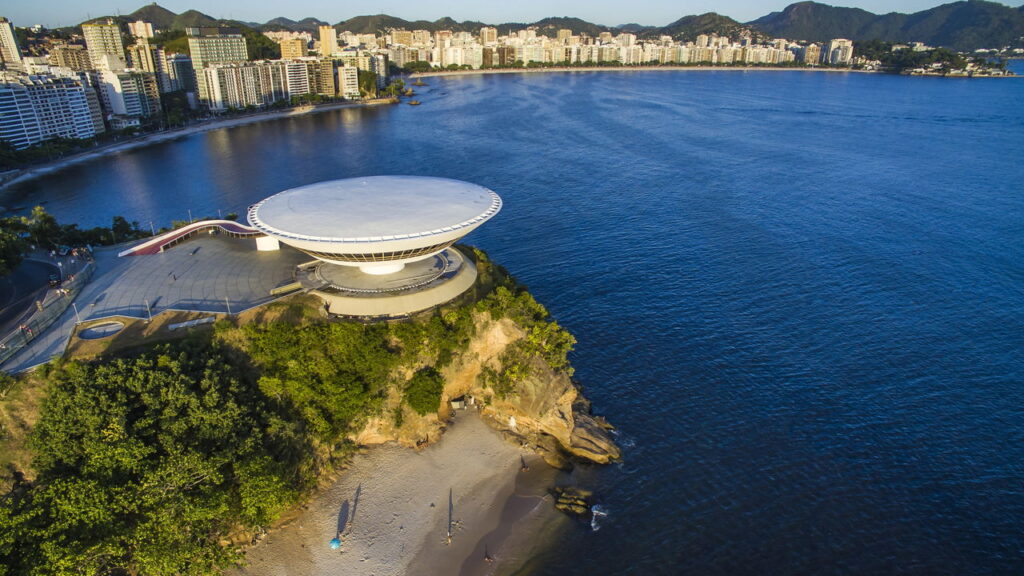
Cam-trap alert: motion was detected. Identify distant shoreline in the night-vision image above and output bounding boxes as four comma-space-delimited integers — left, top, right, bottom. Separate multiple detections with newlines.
411, 66, 879, 79
0, 98, 396, 194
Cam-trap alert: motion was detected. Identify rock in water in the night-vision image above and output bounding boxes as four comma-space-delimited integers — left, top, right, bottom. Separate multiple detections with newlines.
568, 411, 621, 464
551, 486, 595, 517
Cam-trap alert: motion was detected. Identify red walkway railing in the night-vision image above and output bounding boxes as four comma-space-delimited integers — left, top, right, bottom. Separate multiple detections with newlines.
118, 220, 264, 257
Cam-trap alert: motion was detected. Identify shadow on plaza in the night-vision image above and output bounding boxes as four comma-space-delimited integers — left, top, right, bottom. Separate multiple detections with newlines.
83, 297, 273, 321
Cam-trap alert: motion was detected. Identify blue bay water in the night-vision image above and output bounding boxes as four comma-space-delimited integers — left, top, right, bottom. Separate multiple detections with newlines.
4, 68, 1024, 574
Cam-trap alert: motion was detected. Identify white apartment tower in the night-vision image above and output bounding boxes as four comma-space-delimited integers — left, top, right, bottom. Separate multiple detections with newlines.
128, 20, 155, 39
82, 20, 127, 70
319, 25, 338, 56
0, 73, 97, 149
479, 27, 498, 45
186, 27, 248, 106
0, 17, 23, 72
825, 39, 854, 65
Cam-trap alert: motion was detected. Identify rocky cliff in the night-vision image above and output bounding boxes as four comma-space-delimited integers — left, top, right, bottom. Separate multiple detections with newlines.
353, 311, 620, 469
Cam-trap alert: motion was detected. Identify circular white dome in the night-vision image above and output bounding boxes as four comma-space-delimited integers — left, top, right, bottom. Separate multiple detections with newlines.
248, 176, 502, 273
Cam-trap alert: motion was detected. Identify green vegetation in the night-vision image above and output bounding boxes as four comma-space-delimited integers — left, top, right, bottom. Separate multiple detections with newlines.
401, 60, 435, 73
0, 206, 152, 275
0, 247, 576, 574
153, 29, 189, 55
1, 206, 149, 251
1, 339, 294, 574
0, 229, 25, 276
147, 24, 281, 60
235, 24, 281, 60
749, 0, 1024, 53
855, 40, 969, 72
405, 368, 445, 415
0, 138, 99, 171
357, 70, 378, 98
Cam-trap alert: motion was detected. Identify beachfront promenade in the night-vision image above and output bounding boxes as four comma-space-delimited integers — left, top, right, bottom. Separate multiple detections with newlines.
1, 235, 308, 372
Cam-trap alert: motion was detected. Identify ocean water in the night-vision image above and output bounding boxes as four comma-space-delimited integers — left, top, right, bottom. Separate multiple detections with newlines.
5, 68, 1024, 574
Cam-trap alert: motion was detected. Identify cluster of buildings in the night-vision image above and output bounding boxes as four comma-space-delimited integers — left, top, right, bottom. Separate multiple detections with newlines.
0, 17, 387, 151
0, 11, 858, 153
377, 28, 854, 69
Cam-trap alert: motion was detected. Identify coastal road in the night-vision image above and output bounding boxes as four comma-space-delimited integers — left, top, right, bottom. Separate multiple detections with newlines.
0, 259, 56, 333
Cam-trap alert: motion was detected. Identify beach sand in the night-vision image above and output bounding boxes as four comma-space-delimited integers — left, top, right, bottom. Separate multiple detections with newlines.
236, 412, 565, 576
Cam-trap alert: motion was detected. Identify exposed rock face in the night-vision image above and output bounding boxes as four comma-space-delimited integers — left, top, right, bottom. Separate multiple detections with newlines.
552, 486, 594, 516
352, 311, 620, 468
443, 315, 621, 468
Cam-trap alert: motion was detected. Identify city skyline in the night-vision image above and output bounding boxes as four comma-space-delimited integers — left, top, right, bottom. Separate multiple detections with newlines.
7, 0, 1020, 30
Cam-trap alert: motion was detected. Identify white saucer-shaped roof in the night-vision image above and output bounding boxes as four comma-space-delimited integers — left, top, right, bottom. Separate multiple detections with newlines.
248, 176, 502, 274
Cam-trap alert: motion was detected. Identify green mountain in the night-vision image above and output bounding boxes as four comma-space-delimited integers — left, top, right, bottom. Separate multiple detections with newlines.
654, 13, 758, 41
749, 1, 1024, 50
331, 14, 496, 34
528, 16, 611, 37
333, 14, 421, 34
96, 2, 1024, 52
127, 3, 177, 28
171, 9, 219, 29
617, 23, 658, 34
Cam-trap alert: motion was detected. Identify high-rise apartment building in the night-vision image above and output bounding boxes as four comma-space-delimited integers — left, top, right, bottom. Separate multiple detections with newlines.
279, 38, 306, 60
0, 17, 23, 72
128, 20, 155, 39
825, 39, 853, 65
82, 20, 127, 70
127, 40, 156, 73
203, 61, 290, 110
186, 27, 248, 105
283, 60, 309, 95
319, 25, 338, 56
479, 27, 497, 45
164, 54, 194, 92
800, 43, 822, 65
0, 73, 98, 149
391, 30, 413, 46
48, 44, 91, 71
315, 58, 335, 96
128, 40, 182, 94
557, 29, 573, 43
411, 30, 431, 46
99, 69, 161, 118
338, 64, 359, 99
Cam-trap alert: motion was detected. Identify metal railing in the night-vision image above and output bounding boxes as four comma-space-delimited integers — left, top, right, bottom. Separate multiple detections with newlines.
0, 261, 95, 367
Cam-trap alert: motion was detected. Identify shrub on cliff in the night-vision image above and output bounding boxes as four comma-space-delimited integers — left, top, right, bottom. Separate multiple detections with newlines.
405, 367, 445, 415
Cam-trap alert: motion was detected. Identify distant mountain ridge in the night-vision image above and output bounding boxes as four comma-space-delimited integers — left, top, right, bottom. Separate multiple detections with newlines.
74, 1, 1024, 52
654, 13, 761, 42
750, 1, 1024, 50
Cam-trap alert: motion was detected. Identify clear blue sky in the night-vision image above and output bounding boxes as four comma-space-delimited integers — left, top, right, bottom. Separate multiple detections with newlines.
4, 0, 1019, 29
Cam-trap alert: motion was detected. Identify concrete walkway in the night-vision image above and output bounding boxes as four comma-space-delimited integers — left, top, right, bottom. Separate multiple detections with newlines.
2, 235, 309, 372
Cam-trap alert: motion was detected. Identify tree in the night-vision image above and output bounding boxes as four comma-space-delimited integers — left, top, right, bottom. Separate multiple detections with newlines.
23, 206, 59, 248
357, 70, 378, 98
405, 367, 444, 415
0, 227, 25, 275
1, 339, 298, 574
110, 216, 137, 242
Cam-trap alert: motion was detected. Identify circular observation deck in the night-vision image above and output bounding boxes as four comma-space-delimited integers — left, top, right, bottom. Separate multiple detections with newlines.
248, 176, 502, 274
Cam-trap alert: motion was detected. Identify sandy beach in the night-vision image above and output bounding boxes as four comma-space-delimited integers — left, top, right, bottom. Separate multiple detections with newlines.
0, 99, 395, 192
412, 65, 878, 79
236, 413, 566, 576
